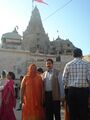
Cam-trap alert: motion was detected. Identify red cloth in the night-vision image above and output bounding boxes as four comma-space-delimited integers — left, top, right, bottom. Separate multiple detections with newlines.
0, 80, 16, 120
35, 0, 48, 5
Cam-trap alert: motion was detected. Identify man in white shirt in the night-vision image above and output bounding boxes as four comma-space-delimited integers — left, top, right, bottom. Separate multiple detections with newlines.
43, 58, 64, 120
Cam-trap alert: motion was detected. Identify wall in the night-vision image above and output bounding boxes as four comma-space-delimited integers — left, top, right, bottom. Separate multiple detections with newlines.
0, 48, 73, 79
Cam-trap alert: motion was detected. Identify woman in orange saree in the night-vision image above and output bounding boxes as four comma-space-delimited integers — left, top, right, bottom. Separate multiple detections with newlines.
64, 88, 70, 120
20, 64, 45, 120
64, 101, 69, 120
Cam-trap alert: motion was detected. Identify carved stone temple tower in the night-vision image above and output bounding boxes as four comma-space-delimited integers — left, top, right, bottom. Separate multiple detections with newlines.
22, 6, 50, 54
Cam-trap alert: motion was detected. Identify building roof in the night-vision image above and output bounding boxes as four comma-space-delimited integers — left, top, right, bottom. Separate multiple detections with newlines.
24, 6, 45, 34
1, 27, 22, 40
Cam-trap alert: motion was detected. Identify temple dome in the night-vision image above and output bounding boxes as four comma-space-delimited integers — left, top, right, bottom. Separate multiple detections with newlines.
1, 27, 22, 49
2, 27, 21, 40
50, 36, 75, 55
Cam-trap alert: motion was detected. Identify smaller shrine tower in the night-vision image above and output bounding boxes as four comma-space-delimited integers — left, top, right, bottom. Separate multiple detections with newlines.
1, 26, 22, 49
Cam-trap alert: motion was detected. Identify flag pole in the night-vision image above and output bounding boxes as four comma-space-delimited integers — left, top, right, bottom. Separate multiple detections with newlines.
32, 0, 34, 11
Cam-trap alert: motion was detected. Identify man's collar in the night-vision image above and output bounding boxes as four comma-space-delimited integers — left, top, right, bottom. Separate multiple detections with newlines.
47, 69, 53, 73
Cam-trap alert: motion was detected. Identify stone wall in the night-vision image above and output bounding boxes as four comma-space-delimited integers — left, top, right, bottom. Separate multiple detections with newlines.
0, 48, 73, 79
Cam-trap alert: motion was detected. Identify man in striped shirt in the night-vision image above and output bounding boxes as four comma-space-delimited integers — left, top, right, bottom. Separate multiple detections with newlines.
62, 48, 90, 120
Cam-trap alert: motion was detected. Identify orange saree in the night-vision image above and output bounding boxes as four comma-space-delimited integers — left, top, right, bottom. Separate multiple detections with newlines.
21, 64, 45, 120
64, 101, 70, 120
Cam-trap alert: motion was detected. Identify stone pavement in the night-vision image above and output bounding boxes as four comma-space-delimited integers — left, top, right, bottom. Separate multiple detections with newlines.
14, 109, 21, 120
14, 99, 21, 120
14, 99, 64, 120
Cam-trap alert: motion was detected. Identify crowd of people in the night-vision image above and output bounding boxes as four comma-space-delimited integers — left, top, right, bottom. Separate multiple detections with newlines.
0, 47, 90, 120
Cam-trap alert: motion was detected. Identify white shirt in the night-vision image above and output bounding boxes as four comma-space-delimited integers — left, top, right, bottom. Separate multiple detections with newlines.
44, 70, 53, 91
43, 69, 65, 97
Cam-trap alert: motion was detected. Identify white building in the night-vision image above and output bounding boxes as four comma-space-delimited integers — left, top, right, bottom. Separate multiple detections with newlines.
0, 7, 76, 78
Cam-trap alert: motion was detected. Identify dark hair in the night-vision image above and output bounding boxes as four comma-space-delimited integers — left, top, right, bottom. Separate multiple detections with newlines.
1, 70, 7, 79
37, 68, 44, 73
46, 58, 53, 64
8, 72, 15, 80
73, 48, 83, 57
2, 71, 6, 76
20, 75, 23, 80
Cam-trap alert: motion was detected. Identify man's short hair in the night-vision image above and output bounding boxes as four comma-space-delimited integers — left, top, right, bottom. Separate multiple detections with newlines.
73, 48, 83, 57
46, 59, 53, 64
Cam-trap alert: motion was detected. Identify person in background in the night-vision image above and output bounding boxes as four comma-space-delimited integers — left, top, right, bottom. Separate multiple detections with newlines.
43, 58, 64, 120
20, 75, 23, 87
20, 64, 45, 120
37, 67, 44, 78
0, 70, 7, 109
0, 71, 16, 120
37, 67, 44, 74
62, 48, 90, 120
17, 75, 23, 111
19, 75, 24, 98
0, 70, 7, 81
15, 83, 19, 98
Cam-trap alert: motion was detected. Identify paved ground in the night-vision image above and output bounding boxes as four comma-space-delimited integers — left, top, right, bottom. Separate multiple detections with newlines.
14, 109, 21, 120
14, 99, 21, 120
14, 99, 64, 120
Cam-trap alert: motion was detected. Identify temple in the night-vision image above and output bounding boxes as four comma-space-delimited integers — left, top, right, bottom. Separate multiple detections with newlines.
1, 7, 75, 55
0, 7, 77, 78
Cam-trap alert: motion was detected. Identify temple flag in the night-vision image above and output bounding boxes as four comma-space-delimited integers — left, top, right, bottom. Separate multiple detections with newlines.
33, 0, 48, 5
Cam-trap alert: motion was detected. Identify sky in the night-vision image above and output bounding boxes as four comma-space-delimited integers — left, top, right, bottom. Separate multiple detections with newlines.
0, 0, 90, 55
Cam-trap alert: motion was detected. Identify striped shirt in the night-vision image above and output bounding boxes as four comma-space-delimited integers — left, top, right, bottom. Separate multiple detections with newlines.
62, 58, 90, 88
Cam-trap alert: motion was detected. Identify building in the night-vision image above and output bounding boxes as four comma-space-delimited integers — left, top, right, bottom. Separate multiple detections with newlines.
0, 7, 76, 78
22, 7, 50, 53
84, 55, 90, 62
1, 26, 22, 50
1, 7, 75, 54
22, 6, 75, 54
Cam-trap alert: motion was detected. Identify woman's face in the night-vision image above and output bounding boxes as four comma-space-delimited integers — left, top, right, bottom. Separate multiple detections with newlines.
31, 65, 37, 72
28, 64, 37, 75
7, 73, 11, 79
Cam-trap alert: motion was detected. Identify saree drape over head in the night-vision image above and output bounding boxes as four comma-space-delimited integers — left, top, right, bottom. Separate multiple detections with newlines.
21, 64, 45, 120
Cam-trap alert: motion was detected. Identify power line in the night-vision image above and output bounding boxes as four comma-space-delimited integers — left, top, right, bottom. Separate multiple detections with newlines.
43, 0, 72, 21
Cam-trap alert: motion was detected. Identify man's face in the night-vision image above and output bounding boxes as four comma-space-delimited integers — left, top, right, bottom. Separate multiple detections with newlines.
46, 61, 53, 70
